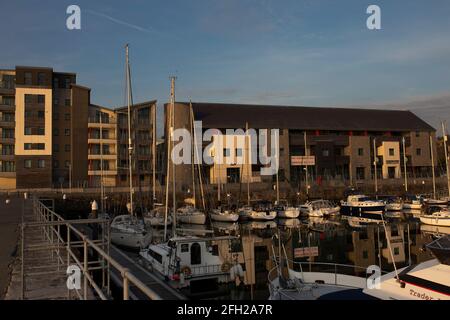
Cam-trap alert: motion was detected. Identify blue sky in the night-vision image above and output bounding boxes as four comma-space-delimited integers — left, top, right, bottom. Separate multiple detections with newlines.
1, 0, 450, 133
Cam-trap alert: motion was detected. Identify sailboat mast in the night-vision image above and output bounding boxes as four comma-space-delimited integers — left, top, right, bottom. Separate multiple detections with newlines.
442, 121, 450, 198
373, 138, 378, 195
189, 101, 196, 207
430, 133, 436, 199
304, 131, 309, 196
125, 44, 134, 216
246, 122, 250, 206
402, 137, 408, 192
152, 104, 157, 206
170, 76, 177, 234
163, 97, 172, 241
100, 112, 104, 213
276, 130, 279, 204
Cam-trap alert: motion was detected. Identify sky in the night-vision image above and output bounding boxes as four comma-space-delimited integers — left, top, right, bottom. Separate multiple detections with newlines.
1, 0, 450, 135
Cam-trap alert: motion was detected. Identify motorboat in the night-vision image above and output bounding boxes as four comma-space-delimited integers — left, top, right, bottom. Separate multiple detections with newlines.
420, 206, 450, 227
268, 236, 450, 300
177, 205, 207, 225
248, 201, 277, 221
211, 207, 239, 222
110, 215, 152, 249
340, 195, 385, 222
300, 199, 340, 217
383, 196, 403, 211
403, 195, 423, 210
423, 198, 448, 207
274, 200, 300, 219
139, 236, 232, 287
143, 206, 173, 227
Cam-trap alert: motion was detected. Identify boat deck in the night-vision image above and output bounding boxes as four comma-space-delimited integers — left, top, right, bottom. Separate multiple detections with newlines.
109, 245, 186, 300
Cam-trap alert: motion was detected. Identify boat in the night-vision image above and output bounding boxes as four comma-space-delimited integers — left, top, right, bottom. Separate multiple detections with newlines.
383, 197, 403, 211
403, 194, 423, 210
423, 198, 448, 207
211, 207, 239, 222
300, 199, 340, 217
274, 201, 300, 219
268, 236, 450, 300
110, 214, 152, 249
139, 236, 231, 288
144, 206, 173, 227
420, 206, 450, 227
340, 194, 385, 222
177, 205, 207, 225
248, 201, 277, 221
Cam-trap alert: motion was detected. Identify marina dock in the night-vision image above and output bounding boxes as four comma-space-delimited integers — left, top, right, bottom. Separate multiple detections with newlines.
3, 197, 178, 300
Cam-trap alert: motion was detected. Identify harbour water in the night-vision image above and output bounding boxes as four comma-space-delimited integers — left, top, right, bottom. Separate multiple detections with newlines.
120, 210, 444, 300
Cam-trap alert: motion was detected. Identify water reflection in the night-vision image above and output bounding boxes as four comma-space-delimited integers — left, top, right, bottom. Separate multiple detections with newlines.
147, 211, 445, 299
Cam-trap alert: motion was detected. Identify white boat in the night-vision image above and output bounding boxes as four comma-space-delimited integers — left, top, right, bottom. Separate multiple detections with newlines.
385, 197, 403, 211
139, 236, 231, 287
274, 202, 300, 219
403, 195, 423, 210
420, 206, 450, 227
300, 199, 340, 217
144, 206, 173, 227
268, 236, 450, 300
424, 198, 448, 207
110, 215, 152, 249
421, 224, 450, 236
340, 194, 385, 222
211, 208, 239, 222
249, 210, 277, 221
385, 211, 403, 219
177, 206, 206, 225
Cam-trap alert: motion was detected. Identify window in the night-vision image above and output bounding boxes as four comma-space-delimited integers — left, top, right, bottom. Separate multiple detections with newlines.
53, 113, 59, 120
65, 144, 71, 152
2, 96, 14, 106
64, 77, 71, 89
0, 144, 14, 155
394, 247, 400, 255
65, 113, 70, 121
24, 127, 32, 135
24, 72, 32, 85
37, 72, 46, 85
416, 148, 421, 156
389, 148, 395, 156
65, 161, 70, 168
37, 160, 45, 168
2, 129, 14, 138
25, 94, 33, 104
356, 167, 365, 180
357, 148, 364, 156
65, 129, 70, 136
65, 99, 70, 106
24, 160, 32, 168
24, 143, 32, 150
37, 95, 45, 104
322, 149, 330, 157
0, 161, 15, 172
181, 244, 189, 253
236, 148, 243, 157
53, 144, 59, 152
37, 127, 45, 135
223, 148, 231, 157
53, 128, 59, 136
53, 160, 59, 168
25, 143, 45, 150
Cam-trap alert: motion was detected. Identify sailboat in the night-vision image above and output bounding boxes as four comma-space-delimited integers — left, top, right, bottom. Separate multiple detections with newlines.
423, 131, 447, 206
110, 44, 151, 249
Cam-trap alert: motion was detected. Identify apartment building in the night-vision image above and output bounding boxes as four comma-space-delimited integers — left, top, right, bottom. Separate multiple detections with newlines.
164, 102, 437, 191
0, 66, 157, 190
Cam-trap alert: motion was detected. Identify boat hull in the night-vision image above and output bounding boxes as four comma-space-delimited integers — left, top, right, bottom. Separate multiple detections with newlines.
211, 213, 239, 222
177, 213, 206, 225
249, 211, 277, 221
420, 216, 450, 227
111, 230, 152, 249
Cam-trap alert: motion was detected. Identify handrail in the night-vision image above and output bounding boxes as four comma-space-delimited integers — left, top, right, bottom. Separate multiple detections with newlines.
22, 198, 162, 300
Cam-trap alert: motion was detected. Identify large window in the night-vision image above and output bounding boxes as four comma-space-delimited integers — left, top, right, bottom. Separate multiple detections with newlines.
416, 148, 421, 156
0, 144, 14, 155
2, 129, 14, 138
0, 161, 15, 172
24, 143, 45, 150
37, 160, 45, 168
24, 72, 32, 85
357, 148, 364, 156
24, 160, 32, 169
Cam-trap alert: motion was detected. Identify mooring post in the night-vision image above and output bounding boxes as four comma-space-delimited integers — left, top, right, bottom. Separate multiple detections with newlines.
123, 269, 130, 300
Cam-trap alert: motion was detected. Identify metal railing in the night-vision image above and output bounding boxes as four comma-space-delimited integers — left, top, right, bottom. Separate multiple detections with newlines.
21, 198, 162, 300
189, 264, 226, 277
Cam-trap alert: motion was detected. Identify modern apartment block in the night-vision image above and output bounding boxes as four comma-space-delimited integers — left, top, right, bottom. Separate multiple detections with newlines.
0, 66, 157, 190
164, 102, 437, 191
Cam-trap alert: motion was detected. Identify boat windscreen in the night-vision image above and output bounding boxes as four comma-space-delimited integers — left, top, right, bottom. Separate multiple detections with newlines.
426, 236, 450, 265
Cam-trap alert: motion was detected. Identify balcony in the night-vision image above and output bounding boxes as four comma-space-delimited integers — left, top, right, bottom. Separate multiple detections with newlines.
0, 154, 15, 161
0, 137, 14, 144
0, 120, 15, 128
0, 104, 15, 112
88, 154, 117, 160
88, 138, 117, 145
88, 170, 118, 176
